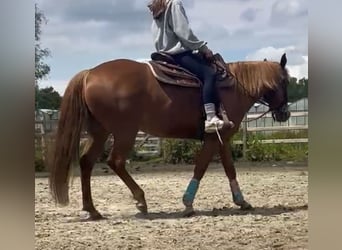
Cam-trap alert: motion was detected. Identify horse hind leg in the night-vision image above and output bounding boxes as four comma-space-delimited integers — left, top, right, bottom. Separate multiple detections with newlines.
107, 131, 148, 214
183, 136, 219, 217
79, 120, 109, 220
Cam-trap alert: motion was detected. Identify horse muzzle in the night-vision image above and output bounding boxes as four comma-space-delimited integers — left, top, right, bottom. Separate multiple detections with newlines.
272, 107, 291, 122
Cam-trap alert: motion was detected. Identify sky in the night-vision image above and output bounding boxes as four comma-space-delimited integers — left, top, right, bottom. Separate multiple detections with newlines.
36, 0, 308, 95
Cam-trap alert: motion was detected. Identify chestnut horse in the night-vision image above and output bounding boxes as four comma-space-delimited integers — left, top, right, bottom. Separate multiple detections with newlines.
49, 53, 290, 219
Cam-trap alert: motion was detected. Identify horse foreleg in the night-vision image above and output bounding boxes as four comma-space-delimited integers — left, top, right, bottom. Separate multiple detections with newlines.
219, 143, 253, 210
107, 138, 147, 214
182, 137, 218, 216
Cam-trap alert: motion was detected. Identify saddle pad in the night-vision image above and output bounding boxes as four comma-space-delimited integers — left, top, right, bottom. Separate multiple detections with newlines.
146, 61, 234, 88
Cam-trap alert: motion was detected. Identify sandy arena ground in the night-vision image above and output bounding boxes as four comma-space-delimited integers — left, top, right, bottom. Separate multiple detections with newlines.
35, 163, 308, 250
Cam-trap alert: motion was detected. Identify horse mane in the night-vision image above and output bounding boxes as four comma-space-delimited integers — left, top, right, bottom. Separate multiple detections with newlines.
226, 61, 289, 96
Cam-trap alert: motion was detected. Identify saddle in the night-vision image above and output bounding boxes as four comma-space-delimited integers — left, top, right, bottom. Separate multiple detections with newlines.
146, 52, 235, 140
146, 52, 234, 88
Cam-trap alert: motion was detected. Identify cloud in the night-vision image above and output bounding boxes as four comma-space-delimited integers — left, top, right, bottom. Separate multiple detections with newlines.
38, 79, 69, 96
135, 58, 150, 62
38, 0, 307, 54
270, 0, 308, 27
37, 0, 154, 59
246, 46, 308, 79
240, 8, 258, 22
35, 0, 308, 88
287, 56, 308, 79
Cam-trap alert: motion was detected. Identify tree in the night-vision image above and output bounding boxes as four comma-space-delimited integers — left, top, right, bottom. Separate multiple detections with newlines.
36, 87, 62, 110
298, 78, 308, 98
35, 4, 60, 109
35, 3, 50, 83
288, 77, 308, 102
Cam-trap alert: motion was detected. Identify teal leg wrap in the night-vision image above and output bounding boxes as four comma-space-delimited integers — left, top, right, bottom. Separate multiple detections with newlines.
232, 191, 245, 205
230, 180, 245, 205
182, 179, 199, 206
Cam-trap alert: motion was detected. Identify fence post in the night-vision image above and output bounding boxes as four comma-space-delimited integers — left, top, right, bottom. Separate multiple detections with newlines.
242, 115, 247, 160
158, 138, 163, 158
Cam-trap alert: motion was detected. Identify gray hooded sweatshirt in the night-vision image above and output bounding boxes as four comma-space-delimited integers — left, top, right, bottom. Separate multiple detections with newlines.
151, 0, 207, 54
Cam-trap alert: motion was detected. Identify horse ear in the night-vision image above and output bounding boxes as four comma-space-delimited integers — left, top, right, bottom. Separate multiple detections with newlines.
280, 53, 287, 68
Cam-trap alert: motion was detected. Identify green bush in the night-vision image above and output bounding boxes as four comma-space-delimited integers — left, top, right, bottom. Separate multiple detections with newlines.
245, 132, 308, 162
162, 139, 202, 164
35, 149, 45, 172
247, 134, 280, 161
156, 131, 308, 164
93, 131, 308, 164
231, 131, 243, 160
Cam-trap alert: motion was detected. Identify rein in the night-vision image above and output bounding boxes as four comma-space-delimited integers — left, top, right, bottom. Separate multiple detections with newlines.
243, 97, 273, 123
243, 109, 271, 123
227, 71, 273, 123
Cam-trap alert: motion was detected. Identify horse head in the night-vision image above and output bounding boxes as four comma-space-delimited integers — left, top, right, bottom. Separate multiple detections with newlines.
262, 53, 291, 122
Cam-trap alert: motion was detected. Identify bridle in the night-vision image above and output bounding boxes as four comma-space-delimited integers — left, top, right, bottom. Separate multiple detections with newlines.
212, 55, 290, 123
229, 72, 289, 123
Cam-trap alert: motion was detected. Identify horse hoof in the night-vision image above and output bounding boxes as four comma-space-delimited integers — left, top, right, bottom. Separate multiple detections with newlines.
80, 209, 106, 221
183, 206, 195, 217
90, 215, 106, 221
136, 202, 148, 214
240, 201, 253, 210
82, 213, 106, 221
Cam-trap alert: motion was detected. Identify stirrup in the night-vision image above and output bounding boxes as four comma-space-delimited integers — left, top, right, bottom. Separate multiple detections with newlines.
205, 120, 224, 144
204, 117, 224, 133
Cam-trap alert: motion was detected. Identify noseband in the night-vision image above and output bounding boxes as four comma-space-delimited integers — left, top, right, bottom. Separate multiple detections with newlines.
271, 102, 290, 122
244, 92, 290, 123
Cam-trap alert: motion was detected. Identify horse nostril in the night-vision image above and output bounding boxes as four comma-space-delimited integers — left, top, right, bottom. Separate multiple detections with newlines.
273, 110, 290, 122
286, 111, 291, 120
283, 111, 290, 121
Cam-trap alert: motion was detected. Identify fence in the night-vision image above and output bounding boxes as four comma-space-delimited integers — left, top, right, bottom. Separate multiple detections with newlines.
236, 111, 308, 159
35, 98, 308, 159
130, 110, 308, 157
135, 131, 161, 156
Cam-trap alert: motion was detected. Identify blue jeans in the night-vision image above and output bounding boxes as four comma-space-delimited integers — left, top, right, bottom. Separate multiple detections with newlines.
171, 51, 218, 105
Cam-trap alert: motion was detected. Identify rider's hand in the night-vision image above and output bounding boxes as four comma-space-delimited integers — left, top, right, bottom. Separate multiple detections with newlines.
204, 48, 214, 59
200, 45, 214, 60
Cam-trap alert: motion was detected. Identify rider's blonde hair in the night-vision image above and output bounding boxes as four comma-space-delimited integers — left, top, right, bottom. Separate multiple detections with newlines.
148, 0, 168, 19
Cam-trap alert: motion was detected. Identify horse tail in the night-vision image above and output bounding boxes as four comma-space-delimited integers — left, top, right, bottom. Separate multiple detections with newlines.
49, 69, 89, 206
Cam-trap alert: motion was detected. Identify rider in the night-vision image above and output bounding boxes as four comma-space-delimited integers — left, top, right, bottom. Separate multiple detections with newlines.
148, 0, 225, 133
